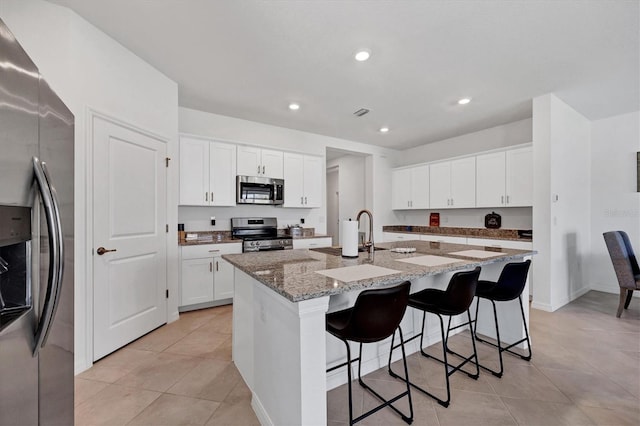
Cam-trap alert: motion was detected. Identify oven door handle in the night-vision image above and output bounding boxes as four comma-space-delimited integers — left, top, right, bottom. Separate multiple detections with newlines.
32, 157, 64, 356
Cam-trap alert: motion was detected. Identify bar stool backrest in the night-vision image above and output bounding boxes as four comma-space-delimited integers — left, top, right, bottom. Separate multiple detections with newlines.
443, 267, 481, 315
493, 260, 532, 301
350, 281, 411, 343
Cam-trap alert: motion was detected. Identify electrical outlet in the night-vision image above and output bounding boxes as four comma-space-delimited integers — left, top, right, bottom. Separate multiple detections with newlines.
210, 216, 216, 226
300, 218, 305, 224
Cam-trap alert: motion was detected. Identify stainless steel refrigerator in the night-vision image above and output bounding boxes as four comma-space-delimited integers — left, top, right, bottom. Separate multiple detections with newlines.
0, 18, 74, 425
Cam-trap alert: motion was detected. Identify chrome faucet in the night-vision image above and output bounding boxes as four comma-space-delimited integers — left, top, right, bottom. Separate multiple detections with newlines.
356, 209, 374, 254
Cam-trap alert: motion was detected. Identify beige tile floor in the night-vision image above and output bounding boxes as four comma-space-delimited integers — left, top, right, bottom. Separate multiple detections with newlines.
76, 291, 639, 425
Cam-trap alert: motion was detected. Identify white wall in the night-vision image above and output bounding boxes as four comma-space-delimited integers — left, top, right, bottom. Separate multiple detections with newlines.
0, 0, 179, 373
396, 118, 532, 166
589, 111, 640, 294
532, 94, 591, 311
178, 107, 398, 243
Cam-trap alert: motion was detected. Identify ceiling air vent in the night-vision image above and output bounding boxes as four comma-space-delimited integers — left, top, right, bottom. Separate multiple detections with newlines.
353, 108, 370, 117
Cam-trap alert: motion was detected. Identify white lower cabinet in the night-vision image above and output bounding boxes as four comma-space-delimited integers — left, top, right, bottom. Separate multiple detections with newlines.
180, 243, 242, 310
419, 234, 467, 244
383, 232, 420, 242
465, 237, 533, 250
292, 237, 332, 249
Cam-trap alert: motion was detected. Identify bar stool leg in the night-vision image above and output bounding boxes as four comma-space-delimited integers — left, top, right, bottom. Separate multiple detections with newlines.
473, 296, 532, 378
344, 340, 355, 424
444, 310, 480, 380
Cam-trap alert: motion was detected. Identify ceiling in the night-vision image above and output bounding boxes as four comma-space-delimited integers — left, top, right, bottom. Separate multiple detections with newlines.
49, 0, 639, 150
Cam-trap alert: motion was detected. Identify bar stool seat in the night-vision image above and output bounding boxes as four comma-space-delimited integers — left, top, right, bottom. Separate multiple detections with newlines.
389, 267, 481, 408
472, 260, 532, 378
327, 281, 414, 425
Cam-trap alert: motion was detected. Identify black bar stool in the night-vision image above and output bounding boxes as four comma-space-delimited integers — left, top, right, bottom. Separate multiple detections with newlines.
326, 281, 413, 425
471, 260, 532, 378
389, 267, 481, 408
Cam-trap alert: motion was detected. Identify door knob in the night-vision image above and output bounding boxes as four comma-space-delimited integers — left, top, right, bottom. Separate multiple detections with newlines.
96, 247, 117, 255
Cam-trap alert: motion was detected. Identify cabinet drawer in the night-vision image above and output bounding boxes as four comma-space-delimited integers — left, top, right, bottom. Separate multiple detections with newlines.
419, 234, 467, 244
465, 238, 533, 250
292, 237, 332, 249
181, 243, 242, 259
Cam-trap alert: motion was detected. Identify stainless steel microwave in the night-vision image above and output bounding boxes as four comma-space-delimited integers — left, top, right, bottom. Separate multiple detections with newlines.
236, 175, 284, 205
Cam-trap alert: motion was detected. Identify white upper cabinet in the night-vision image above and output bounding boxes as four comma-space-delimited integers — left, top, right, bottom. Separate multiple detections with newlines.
476, 146, 532, 207
476, 151, 507, 207
237, 146, 284, 179
179, 137, 236, 206
429, 157, 475, 208
283, 152, 322, 208
209, 142, 237, 206
179, 137, 209, 206
391, 165, 429, 209
505, 146, 533, 206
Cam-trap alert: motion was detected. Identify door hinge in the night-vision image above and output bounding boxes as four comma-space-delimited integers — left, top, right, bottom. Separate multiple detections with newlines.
166, 224, 169, 233
165, 157, 171, 167
166, 289, 169, 298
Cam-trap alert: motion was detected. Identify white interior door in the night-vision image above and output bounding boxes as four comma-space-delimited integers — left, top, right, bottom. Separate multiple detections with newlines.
93, 116, 167, 360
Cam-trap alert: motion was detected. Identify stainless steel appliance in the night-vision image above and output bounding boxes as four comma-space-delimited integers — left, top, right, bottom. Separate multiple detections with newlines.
0, 18, 74, 426
236, 175, 284, 205
231, 217, 293, 252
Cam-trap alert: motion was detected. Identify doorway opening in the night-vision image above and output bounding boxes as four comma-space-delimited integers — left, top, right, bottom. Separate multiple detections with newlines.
326, 148, 368, 247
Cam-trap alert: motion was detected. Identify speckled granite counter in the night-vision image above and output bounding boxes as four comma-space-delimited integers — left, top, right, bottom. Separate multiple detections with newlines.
178, 230, 330, 246
223, 240, 534, 302
383, 225, 532, 241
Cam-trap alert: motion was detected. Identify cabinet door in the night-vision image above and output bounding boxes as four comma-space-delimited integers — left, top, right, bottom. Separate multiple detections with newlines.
429, 162, 451, 208
179, 137, 209, 206
391, 169, 411, 209
450, 157, 476, 208
506, 146, 533, 206
283, 152, 304, 207
261, 149, 284, 179
303, 155, 322, 207
410, 165, 429, 209
181, 258, 214, 306
213, 257, 235, 300
476, 152, 506, 207
210, 142, 237, 206
237, 146, 262, 176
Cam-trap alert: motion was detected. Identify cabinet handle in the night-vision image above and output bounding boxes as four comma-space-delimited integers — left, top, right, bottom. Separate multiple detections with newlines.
501, 195, 504, 205
216, 261, 219, 272
304, 196, 307, 204
257, 165, 261, 174
209, 262, 212, 272
208, 249, 220, 253
451, 198, 454, 206
211, 192, 214, 202
506, 195, 510, 204
262, 165, 265, 174
205, 192, 208, 202
301, 196, 304, 205
407, 201, 410, 207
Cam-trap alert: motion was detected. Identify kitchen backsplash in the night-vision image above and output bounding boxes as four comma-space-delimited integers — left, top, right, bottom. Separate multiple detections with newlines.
396, 207, 532, 230
178, 205, 323, 232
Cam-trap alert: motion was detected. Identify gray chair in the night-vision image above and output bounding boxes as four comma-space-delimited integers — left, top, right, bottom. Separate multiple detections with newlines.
603, 231, 640, 317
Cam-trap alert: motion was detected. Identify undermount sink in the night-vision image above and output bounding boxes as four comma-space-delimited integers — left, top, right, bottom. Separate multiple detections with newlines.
310, 246, 387, 256
358, 246, 387, 252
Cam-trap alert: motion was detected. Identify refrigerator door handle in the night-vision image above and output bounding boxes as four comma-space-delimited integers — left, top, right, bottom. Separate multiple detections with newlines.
32, 157, 64, 356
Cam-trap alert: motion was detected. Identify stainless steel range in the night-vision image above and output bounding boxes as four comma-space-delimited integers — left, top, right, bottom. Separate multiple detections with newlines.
231, 217, 293, 252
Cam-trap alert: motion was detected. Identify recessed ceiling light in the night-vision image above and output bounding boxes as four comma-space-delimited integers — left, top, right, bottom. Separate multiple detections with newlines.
379, 127, 390, 133
458, 98, 471, 105
354, 50, 371, 62
288, 103, 300, 111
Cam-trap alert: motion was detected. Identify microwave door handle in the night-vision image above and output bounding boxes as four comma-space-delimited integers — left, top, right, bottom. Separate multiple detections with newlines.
31, 158, 63, 356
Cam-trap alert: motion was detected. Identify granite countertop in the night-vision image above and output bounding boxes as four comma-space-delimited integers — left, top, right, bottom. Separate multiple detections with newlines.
178, 230, 332, 246
222, 240, 535, 302
383, 225, 532, 242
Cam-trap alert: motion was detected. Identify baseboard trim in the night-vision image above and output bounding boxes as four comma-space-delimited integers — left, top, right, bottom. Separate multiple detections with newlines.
251, 392, 274, 426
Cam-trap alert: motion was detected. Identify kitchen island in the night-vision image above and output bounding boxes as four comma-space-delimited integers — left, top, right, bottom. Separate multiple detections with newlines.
223, 240, 534, 426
